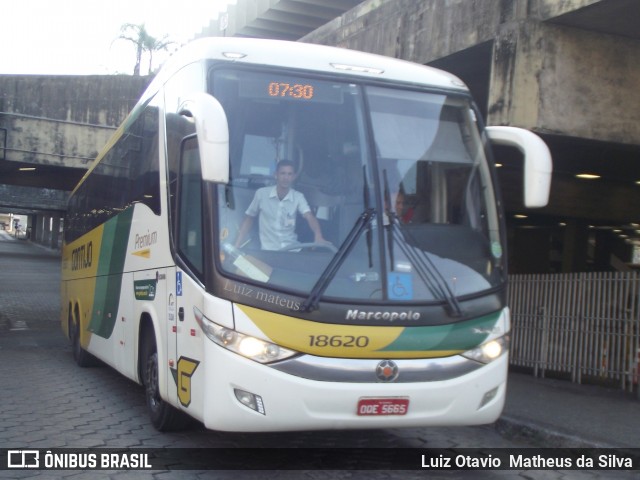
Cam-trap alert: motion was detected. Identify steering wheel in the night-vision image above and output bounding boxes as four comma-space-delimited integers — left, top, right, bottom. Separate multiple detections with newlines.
278, 242, 338, 253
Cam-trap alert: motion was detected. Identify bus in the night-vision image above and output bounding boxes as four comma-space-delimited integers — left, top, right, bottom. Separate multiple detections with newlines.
61, 37, 551, 432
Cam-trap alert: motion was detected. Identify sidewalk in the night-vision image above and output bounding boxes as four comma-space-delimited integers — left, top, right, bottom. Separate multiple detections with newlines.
499, 371, 640, 449
1, 229, 639, 451
0, 228, 59, 250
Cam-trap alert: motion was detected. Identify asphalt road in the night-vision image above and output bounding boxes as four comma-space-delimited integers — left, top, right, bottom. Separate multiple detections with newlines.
0, 231, 636, 479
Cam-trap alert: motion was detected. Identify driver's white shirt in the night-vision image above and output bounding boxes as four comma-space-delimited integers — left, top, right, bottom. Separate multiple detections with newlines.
245, 186, 311, 250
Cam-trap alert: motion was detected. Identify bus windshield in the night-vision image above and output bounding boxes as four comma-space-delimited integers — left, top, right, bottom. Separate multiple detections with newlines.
212, 68, 504, 305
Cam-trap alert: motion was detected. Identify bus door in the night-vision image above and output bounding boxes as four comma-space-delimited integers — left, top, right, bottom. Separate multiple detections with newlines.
167, 267, 203, 408
170, 134, 207, 414
164, 265, 179, 407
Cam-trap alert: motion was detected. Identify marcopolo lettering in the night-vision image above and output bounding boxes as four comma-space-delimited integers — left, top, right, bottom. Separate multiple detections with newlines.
71, 241, 93, 271
346, 309, 420, 322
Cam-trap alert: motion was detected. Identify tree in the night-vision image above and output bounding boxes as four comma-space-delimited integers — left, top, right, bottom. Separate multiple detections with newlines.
116, 23, 149, 76
116, 23, 174, 76
144, 34, 174, 75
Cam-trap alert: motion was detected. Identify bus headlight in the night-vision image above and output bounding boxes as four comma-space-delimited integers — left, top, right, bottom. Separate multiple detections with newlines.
194, 308, 297, 363
461, 335, 510, 364
238, 337, 265, 357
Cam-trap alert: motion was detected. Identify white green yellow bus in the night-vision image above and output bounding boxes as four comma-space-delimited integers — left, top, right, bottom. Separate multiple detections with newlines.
61, 37, 551, 432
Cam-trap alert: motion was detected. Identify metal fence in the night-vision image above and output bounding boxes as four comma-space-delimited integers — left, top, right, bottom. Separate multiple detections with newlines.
508, 272, 640, 392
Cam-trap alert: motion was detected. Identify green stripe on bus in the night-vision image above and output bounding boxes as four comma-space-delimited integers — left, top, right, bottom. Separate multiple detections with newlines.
377, 311, 502, 353
88, 207, 134, 338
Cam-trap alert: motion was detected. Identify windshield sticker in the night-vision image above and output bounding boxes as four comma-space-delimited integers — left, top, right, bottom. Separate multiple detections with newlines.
223, 279, 302, 311
388, 273, 413, 300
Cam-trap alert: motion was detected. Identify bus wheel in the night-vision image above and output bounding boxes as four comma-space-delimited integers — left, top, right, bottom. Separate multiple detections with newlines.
142, 335, 190, 431
69, 309, 97, 367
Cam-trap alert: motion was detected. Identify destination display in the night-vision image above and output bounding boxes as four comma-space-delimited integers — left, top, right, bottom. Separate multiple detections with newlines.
236, 71, 346, 104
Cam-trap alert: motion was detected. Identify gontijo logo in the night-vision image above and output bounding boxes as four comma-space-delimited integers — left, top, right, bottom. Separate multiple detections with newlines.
71, 241, 93, 271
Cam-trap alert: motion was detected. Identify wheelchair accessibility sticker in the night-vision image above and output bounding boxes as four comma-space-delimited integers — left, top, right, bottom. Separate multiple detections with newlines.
176, 271, 183, 296
388, 273, 413, 300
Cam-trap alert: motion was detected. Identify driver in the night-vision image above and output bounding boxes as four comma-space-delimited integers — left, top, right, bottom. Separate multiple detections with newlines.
234, 160, 329, 250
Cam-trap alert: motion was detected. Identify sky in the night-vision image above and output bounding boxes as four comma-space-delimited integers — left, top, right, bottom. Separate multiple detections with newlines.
0, 0, 236, 75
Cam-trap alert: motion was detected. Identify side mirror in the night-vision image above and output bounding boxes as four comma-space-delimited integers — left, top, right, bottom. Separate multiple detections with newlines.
486, 126, 552, 208
179, 93, 229, 184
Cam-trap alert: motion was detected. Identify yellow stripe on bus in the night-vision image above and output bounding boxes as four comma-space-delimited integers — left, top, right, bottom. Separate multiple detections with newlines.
61, 225, 105, 348
237, 304, 465, 359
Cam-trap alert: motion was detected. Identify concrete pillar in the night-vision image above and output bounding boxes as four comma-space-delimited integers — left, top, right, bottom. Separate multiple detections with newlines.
34, 215, 45, 243
562, 220, 589, 272
50, 216, 61, 249
29, 215, 37, 242
25, 215, 34, 240
42, 215, 52, 247
593, 230, 613, 271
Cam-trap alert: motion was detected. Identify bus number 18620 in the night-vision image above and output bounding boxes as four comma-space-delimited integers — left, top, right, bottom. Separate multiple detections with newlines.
308, 335, 369, 348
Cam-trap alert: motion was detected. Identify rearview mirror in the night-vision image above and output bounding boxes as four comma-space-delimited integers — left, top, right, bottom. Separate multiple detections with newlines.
486, 126, 552, 208
179, 93, 229, 184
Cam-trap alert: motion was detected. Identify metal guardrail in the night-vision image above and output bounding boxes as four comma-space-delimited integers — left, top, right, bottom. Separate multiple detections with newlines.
509, 272, 640, 392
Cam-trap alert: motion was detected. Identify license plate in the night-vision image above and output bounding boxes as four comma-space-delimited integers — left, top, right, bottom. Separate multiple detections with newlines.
357, 397, 409, 416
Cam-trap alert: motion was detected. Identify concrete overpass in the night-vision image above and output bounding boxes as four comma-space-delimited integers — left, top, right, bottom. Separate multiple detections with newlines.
198, 0, 363, 40
1, 0, 638, 272
0, 75, 150, 247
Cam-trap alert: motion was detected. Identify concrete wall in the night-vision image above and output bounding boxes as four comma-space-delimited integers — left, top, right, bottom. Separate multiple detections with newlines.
0, 185, 67, 212
489, 20, 640, 144
0, 75, 151, 170
302, 0, 519, 63
302, 0, 640, 145
2, 114, 114, 170
0, 75, 149, 125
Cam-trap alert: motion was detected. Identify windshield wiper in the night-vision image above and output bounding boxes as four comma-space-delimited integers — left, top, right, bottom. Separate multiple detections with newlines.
301, 166, 375, 312
363, 166, 374, 269
383, 171, 463, 317
300, 208, 375, 312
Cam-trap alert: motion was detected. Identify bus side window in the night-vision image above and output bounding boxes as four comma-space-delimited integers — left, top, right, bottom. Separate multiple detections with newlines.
176, 135, 204, 276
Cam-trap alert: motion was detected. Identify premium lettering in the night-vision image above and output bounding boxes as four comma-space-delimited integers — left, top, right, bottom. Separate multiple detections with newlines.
135, 230, 157, 249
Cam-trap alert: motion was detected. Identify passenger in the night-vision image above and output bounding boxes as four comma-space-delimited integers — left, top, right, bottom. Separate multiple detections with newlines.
235, 160, 329, 250
394, 190, 415, 224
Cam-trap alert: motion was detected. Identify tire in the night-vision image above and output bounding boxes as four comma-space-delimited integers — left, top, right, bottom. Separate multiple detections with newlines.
141, 333, 190, 431
69, 308, 97, 367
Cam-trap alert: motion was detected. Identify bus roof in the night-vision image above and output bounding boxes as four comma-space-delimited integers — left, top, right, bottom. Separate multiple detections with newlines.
146, 37, 469, 100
